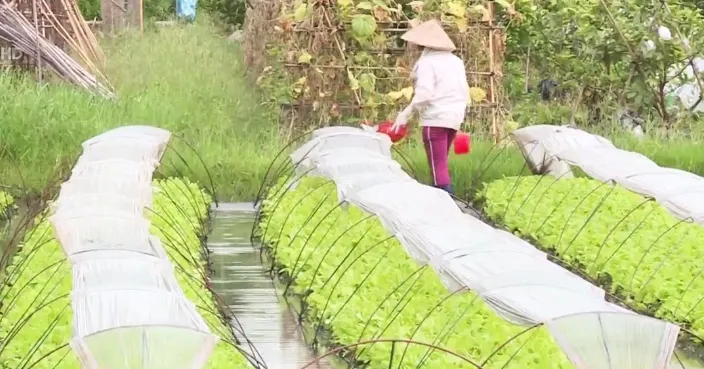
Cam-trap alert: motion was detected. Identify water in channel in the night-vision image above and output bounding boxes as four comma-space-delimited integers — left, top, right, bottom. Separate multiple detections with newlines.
207, 202, 331, 369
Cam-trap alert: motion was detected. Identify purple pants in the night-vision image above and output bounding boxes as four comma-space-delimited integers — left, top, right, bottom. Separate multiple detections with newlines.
422, 126, 456, 188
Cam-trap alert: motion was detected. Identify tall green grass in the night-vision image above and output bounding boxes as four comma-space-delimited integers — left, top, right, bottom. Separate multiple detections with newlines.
3, 17, 704, 202
0, 19, 280, 200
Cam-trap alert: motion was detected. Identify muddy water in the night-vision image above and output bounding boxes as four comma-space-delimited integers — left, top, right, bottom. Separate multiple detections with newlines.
207, 202, 331, 369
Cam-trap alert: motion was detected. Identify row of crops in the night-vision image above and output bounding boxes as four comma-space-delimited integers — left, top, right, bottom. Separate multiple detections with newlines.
477, 125, 704, 342
255, 126, 684, 368
0, 126, 253, 369
481, 176, 704, 337
260, 177, 574, 368
497, 124, 704, 340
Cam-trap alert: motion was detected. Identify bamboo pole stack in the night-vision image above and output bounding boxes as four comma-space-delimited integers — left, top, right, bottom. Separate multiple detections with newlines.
0, 1, 115, 98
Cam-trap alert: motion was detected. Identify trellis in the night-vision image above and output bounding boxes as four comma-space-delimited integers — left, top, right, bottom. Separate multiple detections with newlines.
244, 0, 506, 141
100, 0, 142, 34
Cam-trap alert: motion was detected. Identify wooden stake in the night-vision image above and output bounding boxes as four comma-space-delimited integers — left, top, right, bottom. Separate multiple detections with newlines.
138, 0, 143, 34
32, 0, 43, 82
524, 46, 530, 93
487, 0, 497, 144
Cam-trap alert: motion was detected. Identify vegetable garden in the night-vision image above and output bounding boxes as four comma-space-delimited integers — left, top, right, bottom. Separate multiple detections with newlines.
250, 126, 704, 368
0, 126, 257, 369
10, 120, 704, 369
6, 0, 704, 365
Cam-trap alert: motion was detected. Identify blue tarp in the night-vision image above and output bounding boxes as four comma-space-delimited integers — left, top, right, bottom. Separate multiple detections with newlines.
176, 0, 197, 21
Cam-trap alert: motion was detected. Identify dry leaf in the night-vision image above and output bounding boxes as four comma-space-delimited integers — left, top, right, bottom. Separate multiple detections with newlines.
373, 6, 390, 21
285, 51, 296, 63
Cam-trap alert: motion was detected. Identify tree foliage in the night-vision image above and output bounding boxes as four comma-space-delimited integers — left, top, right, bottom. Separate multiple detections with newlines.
198, 0, 247, 28
508, 0, 704, 124
78, 0, 174, 21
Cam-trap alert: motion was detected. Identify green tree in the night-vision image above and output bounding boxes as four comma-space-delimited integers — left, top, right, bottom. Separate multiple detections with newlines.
508, 0, 704, 125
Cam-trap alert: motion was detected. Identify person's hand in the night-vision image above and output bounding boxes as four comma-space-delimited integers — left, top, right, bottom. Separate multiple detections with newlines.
391, 119, 407, 133
392, 108, 411, 133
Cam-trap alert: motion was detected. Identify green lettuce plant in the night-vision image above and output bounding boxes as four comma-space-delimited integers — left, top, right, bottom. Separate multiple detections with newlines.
0, 178, 251, 369
260, 177, 573, 369
481, 176, 704, 338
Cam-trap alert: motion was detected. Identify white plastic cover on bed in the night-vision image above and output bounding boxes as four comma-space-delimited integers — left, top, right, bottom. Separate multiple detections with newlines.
72, 326, 217, 369
83, 125, 172, 145
547, 312, 679, 369
75, 151, 159, 167
346, 181, 465, 229
290, 131, 392, 173
511, 125, 575, 178
312, 153, 405, 181
49, 125, 217, 369
334, 173, 415, 204
71, 255, 182, 293
311, 126, 369, 139
51, 194, 147, 216
82, 125, 171, 160
70, 159, 157, 183
72, 290, 209, 336
49, 210, 158, 256
512, 124, 704, 224
81, 138, 166, 163
289, 126, 681, 368
57, 177, 154, 205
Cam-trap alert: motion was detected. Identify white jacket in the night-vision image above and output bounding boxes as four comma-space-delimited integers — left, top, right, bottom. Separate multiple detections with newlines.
396, 50, 470, 130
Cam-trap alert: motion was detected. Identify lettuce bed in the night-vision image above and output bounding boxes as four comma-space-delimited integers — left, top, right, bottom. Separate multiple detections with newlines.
0, 178, 251, 369
481, 176, 704, 337
260, 177, 572, 369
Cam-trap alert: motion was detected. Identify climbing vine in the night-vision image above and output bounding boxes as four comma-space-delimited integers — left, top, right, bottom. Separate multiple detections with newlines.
248, 0, 515, 133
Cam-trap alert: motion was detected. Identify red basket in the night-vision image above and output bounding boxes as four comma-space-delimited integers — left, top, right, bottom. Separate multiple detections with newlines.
377, 121, 408, 143
454, 132, 471, 155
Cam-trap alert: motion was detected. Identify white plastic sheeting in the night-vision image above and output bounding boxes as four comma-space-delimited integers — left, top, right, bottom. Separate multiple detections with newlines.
512, 124, 704, 224
548, 312, 680, 369
289, 127, 681, 369
49, 125, 217, 369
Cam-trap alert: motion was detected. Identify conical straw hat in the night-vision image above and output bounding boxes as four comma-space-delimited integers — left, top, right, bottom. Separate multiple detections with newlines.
401, 19, 456, 51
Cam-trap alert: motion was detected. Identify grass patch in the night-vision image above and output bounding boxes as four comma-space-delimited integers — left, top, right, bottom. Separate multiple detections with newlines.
0, 18, 280, 201
3, 16, 704, 202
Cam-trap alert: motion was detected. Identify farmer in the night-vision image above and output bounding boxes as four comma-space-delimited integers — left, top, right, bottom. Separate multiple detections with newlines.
391, 19, 469, 195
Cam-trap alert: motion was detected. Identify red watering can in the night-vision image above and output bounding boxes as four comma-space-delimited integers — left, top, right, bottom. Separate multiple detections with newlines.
376, 120, 408, 143
453, 132, 470, 155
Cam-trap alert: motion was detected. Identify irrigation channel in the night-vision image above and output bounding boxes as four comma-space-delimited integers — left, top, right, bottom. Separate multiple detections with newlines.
207, 202, 333, 369
205, 203, 704, 369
